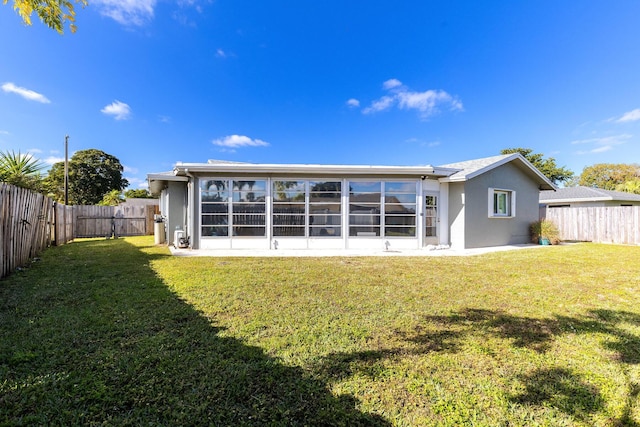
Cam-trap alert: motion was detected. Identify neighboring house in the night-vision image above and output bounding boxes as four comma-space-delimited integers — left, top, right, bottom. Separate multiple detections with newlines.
540, 186, 640, 208
147, 153, 554, 251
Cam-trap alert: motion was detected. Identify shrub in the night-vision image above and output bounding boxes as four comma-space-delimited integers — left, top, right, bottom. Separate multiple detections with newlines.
530, 219, 561, 245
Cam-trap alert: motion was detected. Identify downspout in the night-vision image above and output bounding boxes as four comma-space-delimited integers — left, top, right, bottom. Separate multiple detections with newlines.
184, 169, 197, 249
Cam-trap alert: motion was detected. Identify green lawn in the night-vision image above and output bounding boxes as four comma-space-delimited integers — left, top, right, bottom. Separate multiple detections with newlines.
1, 237, 639, 426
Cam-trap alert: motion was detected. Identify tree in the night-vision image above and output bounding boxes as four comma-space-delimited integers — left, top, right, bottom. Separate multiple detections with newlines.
500, 148, 574, 185
615, 179, 640, 195
0, 150, 45, 191
44, 149, 129, 205
578, 163, 640, 191
124, 188, 156, 199
99, 189, 124, 206
3, 0, 87, 34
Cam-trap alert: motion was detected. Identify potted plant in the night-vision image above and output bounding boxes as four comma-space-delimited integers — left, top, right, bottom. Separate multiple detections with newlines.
530, 219, 560, 245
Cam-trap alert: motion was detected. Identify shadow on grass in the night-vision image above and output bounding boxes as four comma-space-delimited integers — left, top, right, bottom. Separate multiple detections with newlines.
0, 239, 389, 426
513, 367, 605, 423
317, 307, 640, 425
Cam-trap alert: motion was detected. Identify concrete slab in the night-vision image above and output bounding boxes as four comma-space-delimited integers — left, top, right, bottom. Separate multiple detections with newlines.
168, 243, 548, 257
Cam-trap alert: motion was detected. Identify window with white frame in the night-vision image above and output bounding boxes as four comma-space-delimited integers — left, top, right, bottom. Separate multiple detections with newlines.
348, 181, 417, 237
489, 188, 515, 218
200, 179, 267, 237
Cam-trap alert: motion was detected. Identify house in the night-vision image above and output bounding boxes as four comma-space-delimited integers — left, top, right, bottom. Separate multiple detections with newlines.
147, 153, 554, 252
540, 186, 640, 208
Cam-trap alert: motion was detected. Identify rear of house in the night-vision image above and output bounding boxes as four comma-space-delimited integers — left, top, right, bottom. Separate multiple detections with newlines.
148, 153, 554, 252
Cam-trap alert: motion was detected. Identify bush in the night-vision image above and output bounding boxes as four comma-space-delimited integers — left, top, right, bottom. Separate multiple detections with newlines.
530, 219, 561, 245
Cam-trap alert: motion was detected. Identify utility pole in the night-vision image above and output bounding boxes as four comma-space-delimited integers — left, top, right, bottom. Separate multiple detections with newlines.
64, 135, 69, 205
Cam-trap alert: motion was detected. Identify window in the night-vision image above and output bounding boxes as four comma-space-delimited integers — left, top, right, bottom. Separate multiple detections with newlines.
384, 181, 417, 237
201, 179, 229, 236
309, 181, 342, 237
200, 179, 267, 238
272, 180, 306, 237
232, 180, 267, 236
348, 181, 417, 237
489, 188, 515, 218
271, 180, 342, 237
349, 181, 381, 236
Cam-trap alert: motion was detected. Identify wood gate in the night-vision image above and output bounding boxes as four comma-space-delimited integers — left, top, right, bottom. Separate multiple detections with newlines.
74, 205, 158, 238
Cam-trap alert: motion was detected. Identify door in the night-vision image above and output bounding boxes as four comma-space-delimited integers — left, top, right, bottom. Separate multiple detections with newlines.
424, 192, 438, 245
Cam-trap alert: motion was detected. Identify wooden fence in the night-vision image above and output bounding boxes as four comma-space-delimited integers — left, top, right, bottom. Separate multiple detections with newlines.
544, 206, 640, 245
74, 205, 158, 238
0, 183, 73, 279
1, 183, 159, 279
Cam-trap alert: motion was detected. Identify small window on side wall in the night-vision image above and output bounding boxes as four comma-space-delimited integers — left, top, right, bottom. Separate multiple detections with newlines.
489, 188, 515, 218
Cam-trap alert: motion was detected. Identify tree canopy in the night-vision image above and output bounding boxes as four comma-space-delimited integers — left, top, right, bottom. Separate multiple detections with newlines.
0, 150, 45, 191
578, 163, 640, 191
99, 189, 125, 206
44, 149, 129, 205
3, 0, 87, 33
124, 188, 156, 199
500, 148, 574, 185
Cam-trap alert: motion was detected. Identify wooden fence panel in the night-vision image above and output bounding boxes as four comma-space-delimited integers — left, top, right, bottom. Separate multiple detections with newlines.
545, 206, 640, 245
73, 204, 158, 237
54, 203, 74, 246
0, 184, 72, 279
0, 184, 159, 278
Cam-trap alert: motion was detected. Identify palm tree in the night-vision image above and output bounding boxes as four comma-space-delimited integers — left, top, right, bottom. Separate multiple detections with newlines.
0, 150, 45, 191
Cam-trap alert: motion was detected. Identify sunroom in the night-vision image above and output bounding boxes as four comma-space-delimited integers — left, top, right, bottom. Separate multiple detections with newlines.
148, 154, 555, 252
153, 161, 456, 251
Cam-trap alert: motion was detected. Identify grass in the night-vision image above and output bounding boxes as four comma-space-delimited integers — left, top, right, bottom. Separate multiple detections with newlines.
1, 237, 639, 426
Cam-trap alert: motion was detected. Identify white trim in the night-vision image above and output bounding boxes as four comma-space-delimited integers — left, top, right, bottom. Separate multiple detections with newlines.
440, 153, 556, 191
176, 163, 447, 177
488, 187, 516, 218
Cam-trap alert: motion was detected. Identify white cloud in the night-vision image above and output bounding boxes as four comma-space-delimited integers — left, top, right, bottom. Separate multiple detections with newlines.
405, 137, 441, 148
360, 79, 463, 120
346, 98, 360, 108
2, 82, 50, 104
101, 100, 132, 120
216, 48, 227, 58
382, 78, 403, 90
212, 135, 270, 148
43, 156, 65, 165
0, 130, 9, 135
616, 108, 640, 123
125, 177, 149, 189
123, 165, 138, 174
571, 134, 631, 154
362, 96, 395, 114
92, 0, 156, 26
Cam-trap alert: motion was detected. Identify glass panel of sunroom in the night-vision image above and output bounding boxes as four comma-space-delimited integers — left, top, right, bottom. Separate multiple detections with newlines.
233, 226, 265, 237
202, 215, 228, 226
310, 226, 341, 237
202, 203, 228, 214
273, 226, 305, 237
350, 181, 381, 194
349, 226, 381, 237
384, 181, 416, 193
273, 180, 306, 202
202, 226, 228, 237
384, 226, 416, 237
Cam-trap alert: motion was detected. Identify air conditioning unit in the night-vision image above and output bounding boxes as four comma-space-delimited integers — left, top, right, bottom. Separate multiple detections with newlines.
174, 230, 188, 248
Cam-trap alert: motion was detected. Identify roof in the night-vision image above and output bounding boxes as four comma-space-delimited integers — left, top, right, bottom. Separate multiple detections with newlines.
171, 161, 459, 177
438, 153, 556, 190
540, 186, 640, 203
147, 153, 557, 195
147, 171, 188, 195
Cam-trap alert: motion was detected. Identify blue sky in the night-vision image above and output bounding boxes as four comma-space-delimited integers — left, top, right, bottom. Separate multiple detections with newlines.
1, 1, 639, 189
